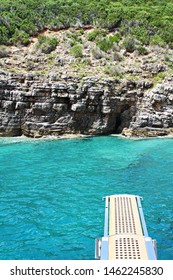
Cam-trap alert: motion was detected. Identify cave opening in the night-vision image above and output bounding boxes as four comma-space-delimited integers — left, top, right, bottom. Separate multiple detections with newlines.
115, 113, 122, 134
112, 104, 134, 134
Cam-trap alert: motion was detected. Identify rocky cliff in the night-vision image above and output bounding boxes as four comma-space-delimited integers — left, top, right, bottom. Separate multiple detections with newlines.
123, 75, 173, 137
0, 71, 173, 138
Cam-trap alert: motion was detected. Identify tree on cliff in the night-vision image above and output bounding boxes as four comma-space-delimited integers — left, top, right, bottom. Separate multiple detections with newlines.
0, 0, 172, 48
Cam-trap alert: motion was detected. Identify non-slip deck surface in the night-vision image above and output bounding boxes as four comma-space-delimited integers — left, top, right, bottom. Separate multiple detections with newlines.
108, 235, 148, 260
109, 195, 143, 235
108, 195, 148, 260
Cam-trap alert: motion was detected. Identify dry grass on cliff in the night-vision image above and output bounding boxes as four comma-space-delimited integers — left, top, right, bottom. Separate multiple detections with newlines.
0, 28, 172, 81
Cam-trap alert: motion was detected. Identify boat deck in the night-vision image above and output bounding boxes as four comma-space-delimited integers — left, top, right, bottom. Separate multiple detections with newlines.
95, 194, 157, 260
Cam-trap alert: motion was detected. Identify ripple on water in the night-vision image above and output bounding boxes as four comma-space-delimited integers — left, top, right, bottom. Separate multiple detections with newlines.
0, 136, 173, 259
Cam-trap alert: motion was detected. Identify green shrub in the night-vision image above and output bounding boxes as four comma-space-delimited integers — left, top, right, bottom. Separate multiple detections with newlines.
122, 36, 136, 52
87, 29, 107, 41
168, 43, 173, 49
11, 30, 30, 46
66, 30, 82, 47
67, 31, 82, 45
0, 45, 10, 58
165, 55, 173, 69
104, 65, 123, 77
130, 25, 150, 45
112, 51, 123, 62
92, 47, 103, 59
70, 45, 83, 58
96, 34, 122, 52
159, 22, 173, 47
165, 54, 173, 63
104, 2, 124, 29
36, 35, 59, 54
78, 29, 84, 35
69, 38, 82, 47
96, 38, 113, 52
108, 33, 121, 44
0, 26, 10, 45
150, 34, 165, 47
0, 0, 173, 47
153, 72, 167, 84
137, 45, 148, 55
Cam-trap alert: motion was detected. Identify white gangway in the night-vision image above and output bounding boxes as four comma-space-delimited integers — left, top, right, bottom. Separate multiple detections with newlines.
95, 194, 157, 260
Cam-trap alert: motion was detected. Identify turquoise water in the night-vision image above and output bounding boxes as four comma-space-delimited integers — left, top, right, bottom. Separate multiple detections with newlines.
0, 136, 173, 260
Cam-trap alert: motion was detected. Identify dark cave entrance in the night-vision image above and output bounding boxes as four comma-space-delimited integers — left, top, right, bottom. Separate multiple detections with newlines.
111, 104, 135, 134
115, 113, 123, 133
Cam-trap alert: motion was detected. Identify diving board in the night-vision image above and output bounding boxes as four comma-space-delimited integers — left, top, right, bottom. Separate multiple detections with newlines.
95, 194, 157, 260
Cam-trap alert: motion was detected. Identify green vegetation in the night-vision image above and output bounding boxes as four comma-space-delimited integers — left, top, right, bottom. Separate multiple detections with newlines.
92, 47, 103, 59
0, 45, 9, 58
35, 35, 59, 54
87, 29, 107, 41
96, 38, 113, 52
122, 37, 137, 53
165, 55, 173, 70
104, 65, 124, 77
70, 45, 83, 58
96, 34, 121, 52
122, 37, 148, 54
0, 0, 172, 48
137, 45, 148, 55
153, 71, 168, 84
11, 30, 30, 46
67, 30, 83, 46
150, 35, 165, 47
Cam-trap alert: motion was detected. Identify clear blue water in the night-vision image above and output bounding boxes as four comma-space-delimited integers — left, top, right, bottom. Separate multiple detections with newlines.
0, 136, 173, 260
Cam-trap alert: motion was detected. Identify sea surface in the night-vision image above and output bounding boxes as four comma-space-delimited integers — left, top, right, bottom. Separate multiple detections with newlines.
0, 136, 172, 260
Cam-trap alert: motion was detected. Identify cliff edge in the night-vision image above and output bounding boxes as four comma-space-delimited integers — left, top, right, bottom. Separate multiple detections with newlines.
0, 28, 173, 138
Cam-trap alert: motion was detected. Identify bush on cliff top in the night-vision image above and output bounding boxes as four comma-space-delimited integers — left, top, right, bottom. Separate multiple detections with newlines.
35, 35, 59, 54
0, 0, 172, 48
70, 45, 83, 58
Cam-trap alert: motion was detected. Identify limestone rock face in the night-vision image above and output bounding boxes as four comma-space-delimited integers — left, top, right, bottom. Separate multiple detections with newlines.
122, 75, 173, 137
0, 71, 173, 138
